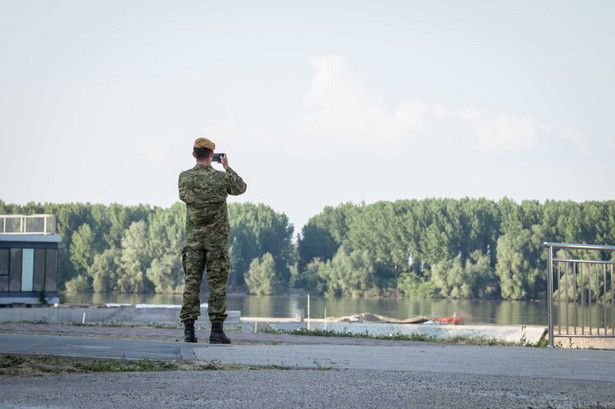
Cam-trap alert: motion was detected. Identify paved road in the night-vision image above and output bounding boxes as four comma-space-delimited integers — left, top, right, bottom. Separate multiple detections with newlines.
192, 343, 615, 382
0, 334, 192, 360
1, 369, 614, 409
1, 334, 614, 382
0, 333, 614, 408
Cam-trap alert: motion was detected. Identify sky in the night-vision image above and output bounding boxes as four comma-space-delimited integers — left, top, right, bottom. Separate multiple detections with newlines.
1, 1, 614, 232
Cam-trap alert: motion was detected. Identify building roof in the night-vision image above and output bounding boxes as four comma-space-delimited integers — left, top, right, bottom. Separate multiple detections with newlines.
0, 234, 62, 243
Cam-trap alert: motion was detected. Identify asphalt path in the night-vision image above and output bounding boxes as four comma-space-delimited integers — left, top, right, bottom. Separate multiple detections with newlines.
192, 343, 615, 382
0, 334, 192, 360
1, 369, 614, 409
0, 333, 614, 408
1, 334, 614, 381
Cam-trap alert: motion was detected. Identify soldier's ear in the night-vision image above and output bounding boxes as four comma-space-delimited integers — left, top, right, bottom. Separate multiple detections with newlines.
192, 151, 196, 159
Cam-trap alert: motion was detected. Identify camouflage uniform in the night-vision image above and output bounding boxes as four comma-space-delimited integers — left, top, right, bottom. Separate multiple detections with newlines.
178, 164, 247, 324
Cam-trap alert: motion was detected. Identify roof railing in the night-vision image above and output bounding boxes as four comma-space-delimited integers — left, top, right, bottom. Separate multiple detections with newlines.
0, 214, 57, 235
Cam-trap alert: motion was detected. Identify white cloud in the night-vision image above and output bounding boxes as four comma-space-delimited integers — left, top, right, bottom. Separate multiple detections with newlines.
452, 107, 481, 121
290, 56, 558, 155
474, 114, 539, 153
294, 56, 423, 152
395, 100, 428, 132
140, 137, 176, 163
560, 128, 591, 155
432, 104, 448, 118
206, 56, 586, 160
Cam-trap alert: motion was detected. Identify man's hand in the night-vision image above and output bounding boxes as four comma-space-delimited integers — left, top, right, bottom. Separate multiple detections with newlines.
221, 154, 229, 170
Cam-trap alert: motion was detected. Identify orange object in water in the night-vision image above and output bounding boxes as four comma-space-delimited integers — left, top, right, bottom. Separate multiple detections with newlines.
432, 316, 460, 325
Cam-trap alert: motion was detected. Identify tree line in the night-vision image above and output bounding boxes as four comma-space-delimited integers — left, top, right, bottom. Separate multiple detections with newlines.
296, 199, 615, 301
1, 198, 614, 300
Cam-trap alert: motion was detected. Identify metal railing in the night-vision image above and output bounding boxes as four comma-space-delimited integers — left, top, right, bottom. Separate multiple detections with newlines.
0, 214, 56, 235
545, 242, 614, 347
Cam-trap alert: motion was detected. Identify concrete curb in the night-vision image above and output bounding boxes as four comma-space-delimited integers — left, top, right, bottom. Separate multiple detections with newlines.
0, 306, 241, 324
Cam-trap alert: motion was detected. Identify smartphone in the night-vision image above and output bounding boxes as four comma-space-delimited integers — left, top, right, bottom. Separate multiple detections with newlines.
213, 153, 225, 163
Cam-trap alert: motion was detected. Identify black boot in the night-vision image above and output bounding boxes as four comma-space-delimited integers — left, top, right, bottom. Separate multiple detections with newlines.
210, 322, 231, 344
184, 321, 197, 343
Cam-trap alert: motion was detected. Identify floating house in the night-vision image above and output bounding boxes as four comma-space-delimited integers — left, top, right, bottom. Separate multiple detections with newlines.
0, 215, 61, 305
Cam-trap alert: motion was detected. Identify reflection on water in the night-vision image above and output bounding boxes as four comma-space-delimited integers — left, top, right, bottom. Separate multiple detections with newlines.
62, 293, 558, 326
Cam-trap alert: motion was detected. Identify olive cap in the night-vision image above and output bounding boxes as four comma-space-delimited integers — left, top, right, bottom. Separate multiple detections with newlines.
194, 137, 215, 150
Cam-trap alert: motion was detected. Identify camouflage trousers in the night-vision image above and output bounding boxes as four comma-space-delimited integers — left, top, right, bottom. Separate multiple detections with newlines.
179, 234, 230, 324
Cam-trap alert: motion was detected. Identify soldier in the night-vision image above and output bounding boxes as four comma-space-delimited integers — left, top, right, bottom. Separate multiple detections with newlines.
178, 137, 247, 343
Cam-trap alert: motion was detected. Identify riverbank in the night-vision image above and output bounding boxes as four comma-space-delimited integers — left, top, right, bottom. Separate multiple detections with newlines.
0, 304, 241, 325
0, 305, 546, 345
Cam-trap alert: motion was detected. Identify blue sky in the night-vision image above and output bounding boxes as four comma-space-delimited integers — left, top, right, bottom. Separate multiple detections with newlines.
1, 1, 614, 231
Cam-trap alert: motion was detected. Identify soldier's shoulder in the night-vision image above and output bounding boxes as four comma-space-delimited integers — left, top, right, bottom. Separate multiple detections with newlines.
179, 167, 197, 180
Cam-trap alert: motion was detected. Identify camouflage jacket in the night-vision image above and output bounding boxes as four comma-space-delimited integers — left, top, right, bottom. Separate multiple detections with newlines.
178, 165, 247, 237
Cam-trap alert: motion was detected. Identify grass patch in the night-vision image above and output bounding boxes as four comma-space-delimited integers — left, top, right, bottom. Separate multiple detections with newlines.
0, 355, 304, 378
2, 320, 181, 330
0, 355, 180, 376
260, 328, 548, 348
70, 322, 180, 330
2, 319, 53, 325
0, 355, 295, 377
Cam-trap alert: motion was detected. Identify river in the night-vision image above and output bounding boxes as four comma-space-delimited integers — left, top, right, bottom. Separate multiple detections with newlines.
62, 293, 557, 326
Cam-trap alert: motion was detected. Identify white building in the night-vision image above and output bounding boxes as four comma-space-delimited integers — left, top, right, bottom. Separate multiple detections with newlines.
0, 215, 60, 305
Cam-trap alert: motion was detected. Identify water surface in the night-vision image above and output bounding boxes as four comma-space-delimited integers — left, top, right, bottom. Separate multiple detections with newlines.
63, 293, 556, 326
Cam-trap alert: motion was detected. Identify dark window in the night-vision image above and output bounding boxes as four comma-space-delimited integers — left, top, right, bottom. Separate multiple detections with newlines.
0, 249, 8, 275
33, 249, 46, 292
0, 276, 7, 291
45, 249, 57, 292
9, 248, 22, 292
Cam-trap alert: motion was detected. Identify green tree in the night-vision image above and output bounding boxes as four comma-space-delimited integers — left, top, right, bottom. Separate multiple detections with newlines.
245, 253, 277, 295
319, 246, 376, 297
146, 203, 185, 262
228, 203, 294, 288
91, 248, 121, 293
431, 257, 467, 298
228, 224, 261, 287
69, 223, 95, 273
309, 203, 359, 244
465, 250, 499, 299
397, 271, 434, 297
458, 198, 501, 266
297, 259, 325, 293
346, 201, 408, 284
3, 198, 614, 298
499, 197, 523, 235
117, 221, 152, 293
142, 203, 185, 293
430, 250, 497, 299
104, 203, 152, 248
297, 222, 337, 271
146, 254, 183, 293
65, 274, 91, 293
496, 225, 546, 300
